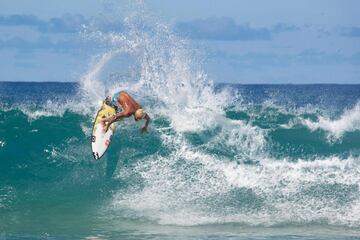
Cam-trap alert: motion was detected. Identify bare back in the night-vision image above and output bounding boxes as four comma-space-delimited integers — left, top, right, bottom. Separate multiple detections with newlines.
118, 91, 141, 115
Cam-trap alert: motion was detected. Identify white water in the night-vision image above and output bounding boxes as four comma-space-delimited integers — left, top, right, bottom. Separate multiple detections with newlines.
302, 102, 360, 141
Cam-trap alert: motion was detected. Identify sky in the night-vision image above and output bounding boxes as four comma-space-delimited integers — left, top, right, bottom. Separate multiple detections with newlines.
0, 0, 359, 83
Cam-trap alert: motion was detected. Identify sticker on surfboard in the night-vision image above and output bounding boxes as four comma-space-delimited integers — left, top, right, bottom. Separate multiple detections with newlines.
91, 102, 116, 160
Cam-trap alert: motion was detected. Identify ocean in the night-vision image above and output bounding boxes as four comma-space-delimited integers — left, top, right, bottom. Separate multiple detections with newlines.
1, 11, 360, 240
1, 82, 360, 239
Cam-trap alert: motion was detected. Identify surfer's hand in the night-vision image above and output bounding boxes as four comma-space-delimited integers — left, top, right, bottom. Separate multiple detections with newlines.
99, 117, 109, 123
141, 127, 148, 134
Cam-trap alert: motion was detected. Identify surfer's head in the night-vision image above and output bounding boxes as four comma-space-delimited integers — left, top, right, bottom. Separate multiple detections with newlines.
135, 108, 146, 121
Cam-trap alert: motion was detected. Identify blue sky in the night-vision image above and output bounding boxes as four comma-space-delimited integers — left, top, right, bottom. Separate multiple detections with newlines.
0, 0, 359, 83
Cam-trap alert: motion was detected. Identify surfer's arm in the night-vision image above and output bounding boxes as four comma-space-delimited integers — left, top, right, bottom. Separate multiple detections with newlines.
141, 114, 150, 133
100, 111, 130, 123
109, 111, 131, 123
102, 111, 131, 132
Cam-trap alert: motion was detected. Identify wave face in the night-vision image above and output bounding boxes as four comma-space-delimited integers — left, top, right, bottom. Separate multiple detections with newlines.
1, 11, 360, 239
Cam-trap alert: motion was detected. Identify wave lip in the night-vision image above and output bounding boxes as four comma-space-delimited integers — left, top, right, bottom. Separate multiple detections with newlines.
302, 102, 360, 141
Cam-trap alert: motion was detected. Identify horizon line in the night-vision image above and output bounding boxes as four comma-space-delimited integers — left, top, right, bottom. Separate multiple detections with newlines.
1, 81, 360, 85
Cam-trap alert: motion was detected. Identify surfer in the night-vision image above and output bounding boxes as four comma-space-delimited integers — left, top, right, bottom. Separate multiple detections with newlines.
101, 91, 150, 133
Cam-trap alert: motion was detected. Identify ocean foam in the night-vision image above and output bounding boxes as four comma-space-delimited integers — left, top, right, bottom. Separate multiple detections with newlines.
302, 102, 360, 141
112, 133, 360, 226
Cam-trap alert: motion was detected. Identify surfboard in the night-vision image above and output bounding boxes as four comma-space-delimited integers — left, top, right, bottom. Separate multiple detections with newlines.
91, 102, 116, 160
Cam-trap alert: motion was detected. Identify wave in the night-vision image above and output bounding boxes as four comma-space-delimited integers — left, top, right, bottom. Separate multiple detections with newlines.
301, 102, 360, 141
2, 105, 360, 227
111, 135, 360, 226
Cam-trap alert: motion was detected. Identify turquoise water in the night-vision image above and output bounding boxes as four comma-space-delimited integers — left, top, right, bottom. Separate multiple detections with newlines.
1, 82, 360, 239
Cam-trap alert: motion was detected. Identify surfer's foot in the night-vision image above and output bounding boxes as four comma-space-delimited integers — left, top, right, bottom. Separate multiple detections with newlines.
103, 124, 109, 133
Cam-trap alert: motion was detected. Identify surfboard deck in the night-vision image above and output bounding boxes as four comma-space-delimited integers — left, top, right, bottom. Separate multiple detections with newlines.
91, 103, 116, 160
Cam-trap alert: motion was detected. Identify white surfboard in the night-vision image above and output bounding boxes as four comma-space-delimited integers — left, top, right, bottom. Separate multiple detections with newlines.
91, 103, 117, 160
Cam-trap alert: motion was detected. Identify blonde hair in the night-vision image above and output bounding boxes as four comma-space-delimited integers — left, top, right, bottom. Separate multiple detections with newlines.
135, 108, 146, 119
